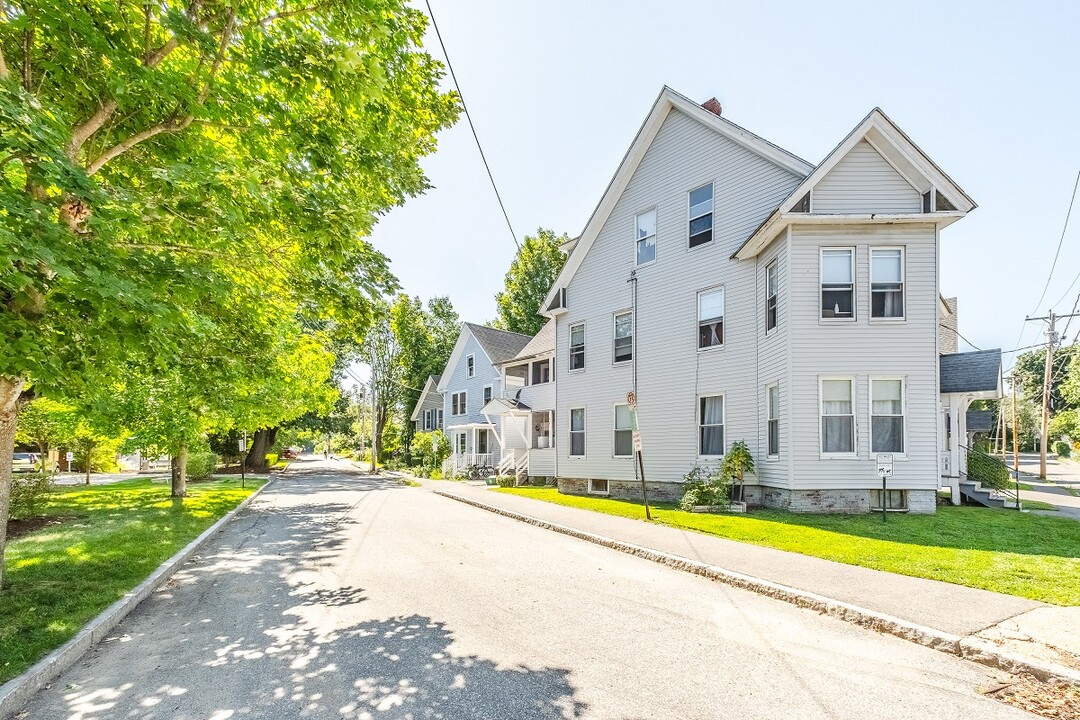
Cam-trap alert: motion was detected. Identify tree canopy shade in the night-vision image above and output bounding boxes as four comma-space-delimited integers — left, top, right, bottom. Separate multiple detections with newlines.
494, 229, 568, 336
0, 0, 459, 587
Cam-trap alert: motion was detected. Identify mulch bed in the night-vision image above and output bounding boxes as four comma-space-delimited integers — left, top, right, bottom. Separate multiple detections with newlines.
6, 515, 82, 540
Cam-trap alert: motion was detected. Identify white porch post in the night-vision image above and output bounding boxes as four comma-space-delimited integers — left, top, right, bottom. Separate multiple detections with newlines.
946, 395, 962, 504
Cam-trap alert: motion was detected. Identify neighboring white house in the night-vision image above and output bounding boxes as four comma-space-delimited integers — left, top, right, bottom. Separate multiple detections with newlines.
539, 85, 979, 513
410, 374, 444, 434
437, 323, 532, 474
481, 319, 557, 483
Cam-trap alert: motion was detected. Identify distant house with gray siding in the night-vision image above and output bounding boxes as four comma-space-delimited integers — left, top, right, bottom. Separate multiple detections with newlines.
410, 375, 443, 434
539, 86, 979, 513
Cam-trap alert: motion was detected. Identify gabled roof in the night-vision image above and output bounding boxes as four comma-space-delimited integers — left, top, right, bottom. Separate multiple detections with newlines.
542, 85, 814, 316
436, 323, 532, 392
965, 410, 994, 434
409, 375, 443, 422
940, 350, 1002, 395
505, 319, 555, 364
734, 107, 976, 260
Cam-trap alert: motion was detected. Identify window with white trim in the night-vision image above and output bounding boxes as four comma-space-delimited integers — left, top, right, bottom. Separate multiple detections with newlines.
477, 429, 489, 455
437, 409, 443, 429
456, 432, 466, 454
613, 311, 632, 364
871, 248, 904, 319
588, 478, 609, 495
821, 249, 854, 319
765, 260, 778, 333
688, 183, 713, 248
466, 354, 475, 378
871, 378, 905, 453
451, 391, 467, 416
614, 404, 633, 457
569, 408, 586, 456
699, 395, 725, 456
821, 379, 855, 454
698, 288, 724, 349
635, 209, 656, 266
767, 383, 779, 458
483, 385, 492, 405
569, 322, 585, 372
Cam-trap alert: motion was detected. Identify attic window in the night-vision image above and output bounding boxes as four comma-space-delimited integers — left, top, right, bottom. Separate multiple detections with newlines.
922, 191, 932, 213
935, 190, 957, 212
792, 193, 810, 213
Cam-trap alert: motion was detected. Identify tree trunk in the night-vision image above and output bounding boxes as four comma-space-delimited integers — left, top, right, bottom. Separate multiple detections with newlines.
244, 427, 277, 471
0, 375, 27, 590
172, 443, 188, 497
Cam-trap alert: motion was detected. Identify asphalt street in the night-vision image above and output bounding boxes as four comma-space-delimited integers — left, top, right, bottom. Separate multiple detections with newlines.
16, 458, 1034, 720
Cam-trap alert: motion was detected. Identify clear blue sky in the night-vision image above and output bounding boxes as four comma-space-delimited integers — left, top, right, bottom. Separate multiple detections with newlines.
367, 0, 1080, 369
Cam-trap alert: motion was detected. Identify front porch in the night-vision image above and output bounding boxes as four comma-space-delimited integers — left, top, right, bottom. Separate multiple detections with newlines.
443, 422, 498, 477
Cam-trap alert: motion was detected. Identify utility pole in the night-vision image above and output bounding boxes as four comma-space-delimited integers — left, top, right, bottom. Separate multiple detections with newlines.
369, 378, 377, 474
1025, 310, 1080, 478
1011, 378, 1019, 475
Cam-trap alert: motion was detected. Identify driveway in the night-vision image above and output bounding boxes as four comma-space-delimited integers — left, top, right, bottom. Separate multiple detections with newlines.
16, 459, 1033, 720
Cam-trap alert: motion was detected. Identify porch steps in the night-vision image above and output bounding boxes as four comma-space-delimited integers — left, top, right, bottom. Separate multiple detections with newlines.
958, 479, 1021, 510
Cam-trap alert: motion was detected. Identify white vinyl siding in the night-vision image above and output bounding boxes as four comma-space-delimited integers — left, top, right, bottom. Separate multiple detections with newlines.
555, 107, 802, 485
871, 248, 905, 319
812, 141, 921, 214
613, 404, 633, 457
635, 208, 656, 266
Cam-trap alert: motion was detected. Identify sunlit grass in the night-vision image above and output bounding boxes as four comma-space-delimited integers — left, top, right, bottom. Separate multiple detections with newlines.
0, 478, 263, 683
497, 486, 1080, 606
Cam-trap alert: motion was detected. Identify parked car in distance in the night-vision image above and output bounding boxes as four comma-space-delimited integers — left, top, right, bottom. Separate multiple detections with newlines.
280, 448, 300, 459
12, 453, 38, 473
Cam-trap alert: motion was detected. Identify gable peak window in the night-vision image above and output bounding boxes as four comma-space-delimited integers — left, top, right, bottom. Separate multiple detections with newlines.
635, 209, 656, 266
871, 248, 904, 319
688, 183, 714, 248
698, 288, 724, 349
821, 249, 854, 319
935, 190, 957, 212
765, 260, 778, 333
569, 322, 585, 371
613, 311, 633, 364
466, 354, 475, 378
792, 192, 810, 213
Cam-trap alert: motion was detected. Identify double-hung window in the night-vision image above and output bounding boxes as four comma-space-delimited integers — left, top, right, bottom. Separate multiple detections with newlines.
569, 323, 585, 371
767, 384, 779, 458
466, 354, 475, 378
569, 408, 586, 456
614, 404, 633, 457
613, 311, 632, 364
483, 385, 492, 405
821, 249, 855, 319
635, 209, 656, 266
699, 395, 725, 456
871, 249, 904, 319
871, 378, 905, 453
451, 391, 467, 416
456, 432, 466, 454
698, 288, 724, 349
765, 260, 778, 333
821, 379, 855, 454
688, 183, 714, 248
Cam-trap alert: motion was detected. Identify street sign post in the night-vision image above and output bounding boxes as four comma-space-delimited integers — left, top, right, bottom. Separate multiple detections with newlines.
876, 454, 893, 522
65, 451, 73, 472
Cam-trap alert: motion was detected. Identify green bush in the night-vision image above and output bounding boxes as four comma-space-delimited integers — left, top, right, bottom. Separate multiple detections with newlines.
967, 448, 1011, 490
186, 451, 219, 480
429, 468, 443, 480
10, 472, 53, 520
265, 453, 279, 466
679, 465, 730, 510
495, 475, 516, 488
1054, 441, 1072, 458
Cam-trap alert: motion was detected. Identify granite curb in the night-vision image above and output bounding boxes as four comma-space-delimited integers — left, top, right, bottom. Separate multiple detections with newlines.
0, 474, 277, 720
435, 489, 1080, 687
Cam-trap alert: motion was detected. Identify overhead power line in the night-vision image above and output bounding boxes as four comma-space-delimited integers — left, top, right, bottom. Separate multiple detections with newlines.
423, 0, 520, 251
1029, 170, 1080, 316
938, 323, 981, 351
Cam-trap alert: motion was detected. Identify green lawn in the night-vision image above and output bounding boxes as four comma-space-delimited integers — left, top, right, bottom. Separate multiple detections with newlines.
497, 487, 1080, 606
1, 478, 264, 683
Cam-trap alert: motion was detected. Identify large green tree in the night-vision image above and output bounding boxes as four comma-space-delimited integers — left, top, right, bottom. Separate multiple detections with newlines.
494, 228, 567, 336
1013, 344, 1079, 414
0, 0, 457, 587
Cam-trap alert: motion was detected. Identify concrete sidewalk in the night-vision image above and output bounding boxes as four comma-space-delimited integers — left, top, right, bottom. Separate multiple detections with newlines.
424, 480, 1080, 681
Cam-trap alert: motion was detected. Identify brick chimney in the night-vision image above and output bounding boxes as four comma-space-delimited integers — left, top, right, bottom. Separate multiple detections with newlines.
701, 97, 723, 116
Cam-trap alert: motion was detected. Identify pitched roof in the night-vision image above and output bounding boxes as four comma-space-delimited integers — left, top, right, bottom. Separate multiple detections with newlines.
507, 319, 555, 363
940, 350, 1002, 394
965, 410, 994, 433
409, 375, 443, 422
465, 323, 533, 365
541, 85, 814, 316
733, 107, 976, 260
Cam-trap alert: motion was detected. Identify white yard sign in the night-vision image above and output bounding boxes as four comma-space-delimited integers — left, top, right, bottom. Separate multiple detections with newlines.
876, 454, 894, 478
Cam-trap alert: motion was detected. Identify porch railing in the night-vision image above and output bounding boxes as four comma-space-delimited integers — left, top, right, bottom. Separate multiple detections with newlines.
959, 444, 1021, 508
444, 453, 495, 475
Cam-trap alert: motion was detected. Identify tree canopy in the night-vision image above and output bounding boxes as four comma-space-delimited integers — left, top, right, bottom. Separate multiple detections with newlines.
493, 228, 567, 336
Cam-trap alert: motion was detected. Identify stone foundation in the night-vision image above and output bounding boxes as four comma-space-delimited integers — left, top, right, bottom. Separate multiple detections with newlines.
559, 479, 936, 514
